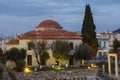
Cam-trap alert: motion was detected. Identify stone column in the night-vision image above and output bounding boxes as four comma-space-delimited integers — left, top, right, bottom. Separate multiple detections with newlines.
108, 53, 118, 77
115, 55, 118, 77
108, 55, 111, 76
102, 65, 105, 75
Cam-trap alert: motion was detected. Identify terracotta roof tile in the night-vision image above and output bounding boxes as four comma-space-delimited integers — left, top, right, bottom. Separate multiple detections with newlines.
21, 29, 82, 39
36, 20, 62, 29
7, 39, 19, 45
21, 20, 82, 39
21, 30, 37, 38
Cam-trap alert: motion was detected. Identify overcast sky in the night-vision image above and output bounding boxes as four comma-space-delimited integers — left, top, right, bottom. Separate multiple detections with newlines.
0, 0, 120, 36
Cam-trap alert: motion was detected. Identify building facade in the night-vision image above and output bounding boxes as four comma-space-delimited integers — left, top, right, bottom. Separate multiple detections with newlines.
94, 32, 110, 62
94, 31, 120, 62
7, 20, 82, 67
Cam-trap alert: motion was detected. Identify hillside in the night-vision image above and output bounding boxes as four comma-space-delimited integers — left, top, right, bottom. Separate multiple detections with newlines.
113, 28, 120, 33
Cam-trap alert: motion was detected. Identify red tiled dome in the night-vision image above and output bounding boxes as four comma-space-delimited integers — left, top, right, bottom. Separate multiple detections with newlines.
21, 19, 82, 39
36, 20, 62, 29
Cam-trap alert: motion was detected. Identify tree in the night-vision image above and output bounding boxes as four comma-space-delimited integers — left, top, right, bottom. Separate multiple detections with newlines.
0, 48, 4, 63
51, 40, 71, 65
74, 44, 93, 65
113, 38, 120, 53
5, 48, 20, 62
30, 40, 50, 67
15, 48, 26, 71
82, 4, 98, 58
41, 51, 50, 61
0, 48, 4, 76
113, 38, 120, 61
4, 48, 26, 71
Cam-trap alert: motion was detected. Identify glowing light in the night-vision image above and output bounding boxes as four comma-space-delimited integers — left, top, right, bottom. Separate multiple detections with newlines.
66, 64, 68, 68
88, 66, 91, 69
91, 63, 97, 68
52, 65, 55, 68
53, 66, 65, 70
24, 67, 31, 72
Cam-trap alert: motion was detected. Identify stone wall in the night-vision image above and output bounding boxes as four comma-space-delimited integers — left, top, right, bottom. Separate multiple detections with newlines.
16, 68, 98, 80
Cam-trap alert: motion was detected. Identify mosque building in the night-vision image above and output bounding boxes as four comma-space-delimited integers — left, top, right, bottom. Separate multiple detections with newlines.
7, 20, 82, 67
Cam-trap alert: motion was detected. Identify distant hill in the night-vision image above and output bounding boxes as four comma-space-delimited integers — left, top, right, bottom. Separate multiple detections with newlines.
113, 28, 120, 33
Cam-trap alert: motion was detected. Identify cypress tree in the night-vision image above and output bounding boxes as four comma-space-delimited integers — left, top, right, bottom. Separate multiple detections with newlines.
113, 38, 120, 53
82, 4, 98, 58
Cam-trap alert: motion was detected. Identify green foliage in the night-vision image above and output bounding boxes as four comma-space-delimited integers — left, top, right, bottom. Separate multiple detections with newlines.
113, 39, 120, 61
19, 48, 27, 59
5, 48, 19, 62
42, 51, 50, 61
0, 48, 5, 63
51, 40, 71, 62
29, 40, 50, 66
14, 60, 26, 72
0, 66, 4, 74
0, 66, 4, 79
82, 4, 98, 58
4, 47, 26, 72
74, 44, 93, 61
113, 38, 120, 53
5, 48, 26, 61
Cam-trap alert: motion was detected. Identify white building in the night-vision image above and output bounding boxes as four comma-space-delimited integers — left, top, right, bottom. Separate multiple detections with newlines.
94, 31, 120, 62
0, 35, 10, 53
94, 32, 110, 62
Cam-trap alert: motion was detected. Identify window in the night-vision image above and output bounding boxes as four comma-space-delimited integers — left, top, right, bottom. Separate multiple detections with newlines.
109, 35, 111, 39
103, 52, 107, 58
103, 41, 106, 48
27, 55, 32, 66
69, 42, 73, 50
99, 42, 101, 49
99, 52, 102, 58
28, 42, 32, 50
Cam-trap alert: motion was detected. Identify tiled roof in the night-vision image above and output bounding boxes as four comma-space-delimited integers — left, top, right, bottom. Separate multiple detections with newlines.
20, 20, 82, 39
36, 20, 62, 29
7, 39, 19, 45
21, 29, 81, 39
99, 32, 113, 35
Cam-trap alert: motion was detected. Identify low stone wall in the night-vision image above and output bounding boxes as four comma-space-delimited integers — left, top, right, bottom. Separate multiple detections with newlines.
16, 68, 98, 80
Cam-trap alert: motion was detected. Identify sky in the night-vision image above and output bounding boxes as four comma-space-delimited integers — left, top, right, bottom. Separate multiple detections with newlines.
0, 0, 120, 36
